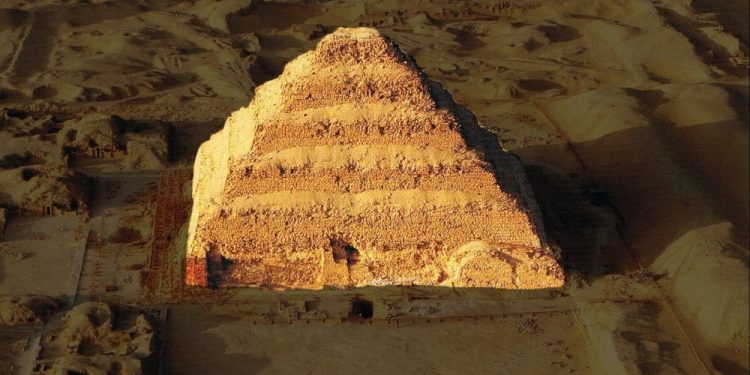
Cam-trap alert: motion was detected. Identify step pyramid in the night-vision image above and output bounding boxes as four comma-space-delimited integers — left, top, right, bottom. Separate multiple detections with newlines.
185, 27, 564, 289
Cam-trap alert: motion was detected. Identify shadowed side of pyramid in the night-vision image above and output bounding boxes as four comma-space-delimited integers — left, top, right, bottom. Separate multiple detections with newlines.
185, 27, 564, 290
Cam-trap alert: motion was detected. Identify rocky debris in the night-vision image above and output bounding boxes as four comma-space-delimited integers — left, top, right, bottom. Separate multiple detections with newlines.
0, 166, 91, 215
0, 295, 61, 326
186, 27, 564, 289
34, 302, 155, 375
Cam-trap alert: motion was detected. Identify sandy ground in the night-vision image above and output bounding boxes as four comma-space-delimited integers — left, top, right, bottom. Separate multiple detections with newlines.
0, 215, 84, 296
75, 173, 158, 302
163, 304, 592, 375
0, 0, 748, 374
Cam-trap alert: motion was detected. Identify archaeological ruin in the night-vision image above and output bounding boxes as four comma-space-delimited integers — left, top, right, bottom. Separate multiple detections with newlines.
185, 27, 564, 289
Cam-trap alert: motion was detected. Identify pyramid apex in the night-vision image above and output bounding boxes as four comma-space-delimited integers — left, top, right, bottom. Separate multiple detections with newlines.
326, 27, 384, 40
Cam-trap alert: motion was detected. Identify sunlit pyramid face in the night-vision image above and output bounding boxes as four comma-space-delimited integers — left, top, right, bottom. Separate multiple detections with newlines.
185, 27, 563, 290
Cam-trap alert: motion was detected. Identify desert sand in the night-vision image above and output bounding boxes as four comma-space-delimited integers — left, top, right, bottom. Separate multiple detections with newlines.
0, 0, 748, 374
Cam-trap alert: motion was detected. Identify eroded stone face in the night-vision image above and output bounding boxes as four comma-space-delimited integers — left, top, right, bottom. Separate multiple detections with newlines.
186, 27, 564, 289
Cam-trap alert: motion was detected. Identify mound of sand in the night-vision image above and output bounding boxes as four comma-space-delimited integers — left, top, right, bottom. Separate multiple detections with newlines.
186, 27, 563, 289
0, 1, 255, 105
0, 110, 67, 169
